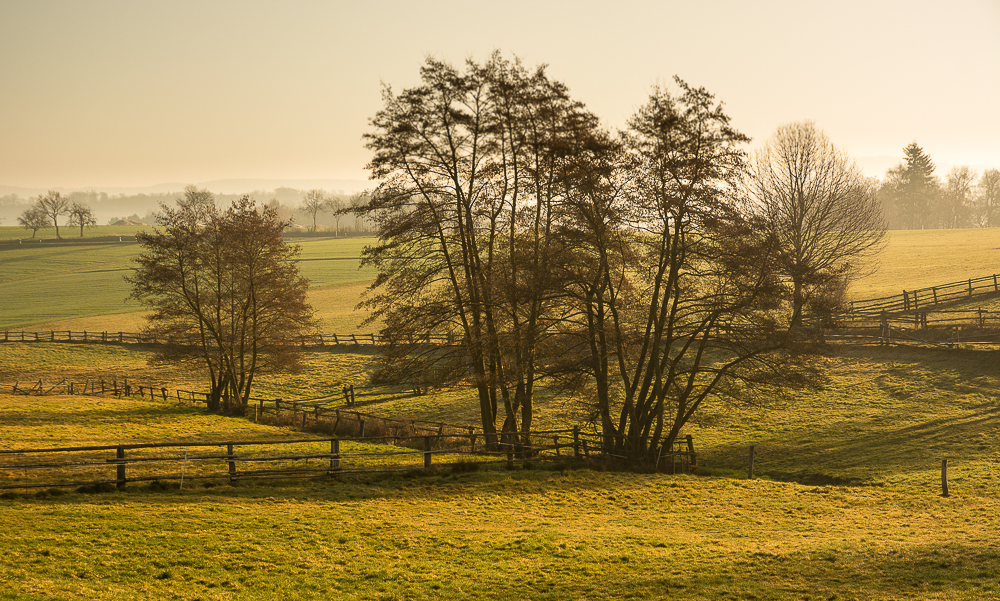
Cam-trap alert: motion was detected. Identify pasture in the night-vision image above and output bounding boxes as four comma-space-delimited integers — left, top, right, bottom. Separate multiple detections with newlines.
0, 230, 377, 331
2, 226, 1000, 599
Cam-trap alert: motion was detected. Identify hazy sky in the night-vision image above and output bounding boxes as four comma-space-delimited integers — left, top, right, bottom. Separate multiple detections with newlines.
2, 0, 998, 189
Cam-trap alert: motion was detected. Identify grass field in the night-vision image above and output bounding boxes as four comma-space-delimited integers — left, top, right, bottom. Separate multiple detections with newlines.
3, 226, 999, 331
0, 231, 378, 331
3, 226, 1000, 599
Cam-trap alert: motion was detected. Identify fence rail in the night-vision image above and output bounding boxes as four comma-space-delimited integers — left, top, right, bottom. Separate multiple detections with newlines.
0, 330, 460, 347
847, 273, 1000, 315
0, 430, 697, 491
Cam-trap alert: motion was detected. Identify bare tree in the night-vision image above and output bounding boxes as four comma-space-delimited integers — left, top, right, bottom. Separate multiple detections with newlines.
302, 189, 326, 232
977, 168, 1000, 227
18, 204, 50, 238
177, 185, 215, 224
128, 197, 314, 413
944, 166, 977, 228
326, 194, 345, 234
67, 202, 98, 237
748, 121, 886, 328
37, 191, 70, 239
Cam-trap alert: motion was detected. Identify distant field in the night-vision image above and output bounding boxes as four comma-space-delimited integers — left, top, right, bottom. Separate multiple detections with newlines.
3, 227, 998, 332
852, 228, 1000, 299
0, 233, 378, 331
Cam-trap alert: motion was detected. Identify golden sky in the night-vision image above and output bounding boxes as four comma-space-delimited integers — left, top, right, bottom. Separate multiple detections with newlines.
2, 0, 998, 189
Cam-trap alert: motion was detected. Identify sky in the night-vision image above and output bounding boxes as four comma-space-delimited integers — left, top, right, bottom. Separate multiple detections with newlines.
1, 0, 998, 190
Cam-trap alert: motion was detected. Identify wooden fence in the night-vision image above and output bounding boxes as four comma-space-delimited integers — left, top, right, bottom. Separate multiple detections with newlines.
825, 308, 1000, 346
1, 330, 458, 347
0, 430, 698, 491
846, 273, 1000, 315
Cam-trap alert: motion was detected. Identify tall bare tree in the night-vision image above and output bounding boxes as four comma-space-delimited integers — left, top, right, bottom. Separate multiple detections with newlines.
18, 204, 50, 238
748, 121, 886, 328
977, 168, 1000, 227
128, 197, 314, 413
358, 54, 602, 448
37, 191, 70, 239
67, 202, 98, 237
550, 79, 789, 462
302, 189, 327, 232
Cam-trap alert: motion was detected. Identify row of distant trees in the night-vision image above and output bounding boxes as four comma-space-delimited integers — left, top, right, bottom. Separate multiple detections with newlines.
879, 143, 1000, 230
17, 191, 97, 238
6, 187, 374, 237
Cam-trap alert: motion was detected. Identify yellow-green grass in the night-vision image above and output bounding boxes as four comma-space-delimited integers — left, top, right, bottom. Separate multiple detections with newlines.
4, 340, 998, 497
0, 224, 150, 241
0, 236, 378, 331
2, 471, 999, 600
852, 228, 1000, 299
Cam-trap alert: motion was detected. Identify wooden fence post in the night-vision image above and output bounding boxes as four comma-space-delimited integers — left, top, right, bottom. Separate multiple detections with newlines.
748, 445, 755, 480
331, 439, 340, 471
358, 417, 365, 438
116, 446, 126, 489
686, 434, 697, 469
424, 436, 432, 468
227, 443, 236, 482
468, 427, 476, 453
505, 432, 514, 469
573, 426, 581, 459
941, 459, 949, 497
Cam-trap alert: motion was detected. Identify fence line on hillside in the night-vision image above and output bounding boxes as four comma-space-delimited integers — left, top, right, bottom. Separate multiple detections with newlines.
846, 273, 1000, 315
6, 376, 469, 439
0, 430, 698, 491
0, 330, 460, 347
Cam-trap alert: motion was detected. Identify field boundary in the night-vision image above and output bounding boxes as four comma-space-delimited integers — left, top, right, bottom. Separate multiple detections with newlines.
1, 330, 453, 347
0, 430, 697, 492
846, 273, 1000, 315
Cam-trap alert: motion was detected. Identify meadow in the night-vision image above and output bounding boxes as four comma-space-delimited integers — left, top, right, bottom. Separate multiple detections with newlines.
2, 226, 1000, 599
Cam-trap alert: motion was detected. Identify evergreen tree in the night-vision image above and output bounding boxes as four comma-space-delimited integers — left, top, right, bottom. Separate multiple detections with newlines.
889, 142, 940, 229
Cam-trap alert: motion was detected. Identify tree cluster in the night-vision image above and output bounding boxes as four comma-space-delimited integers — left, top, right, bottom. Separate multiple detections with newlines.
17, 191, 97, 238
127, 188, 314, 413
355, 56, 858, 463
879, 143, 1000, 229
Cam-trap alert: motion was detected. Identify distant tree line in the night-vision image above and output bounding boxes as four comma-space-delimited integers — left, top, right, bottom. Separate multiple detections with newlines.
879, 142, 1000, 230
5, 187, 376, 237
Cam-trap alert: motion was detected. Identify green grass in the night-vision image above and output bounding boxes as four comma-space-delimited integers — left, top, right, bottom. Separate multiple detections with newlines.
4, 227, 1000, 598
0, 235, 378, 330
852, 228, 1000, 299
2, 471, 999, 599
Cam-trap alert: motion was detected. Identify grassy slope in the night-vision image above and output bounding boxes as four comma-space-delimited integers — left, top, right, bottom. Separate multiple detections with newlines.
852, 228, 1000, 299
0, 234, 378, 331
3, 472, 999, 600
3, 227, 1000, 598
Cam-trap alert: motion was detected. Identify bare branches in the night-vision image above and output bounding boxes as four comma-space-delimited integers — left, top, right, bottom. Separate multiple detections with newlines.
748, 121, 886, 328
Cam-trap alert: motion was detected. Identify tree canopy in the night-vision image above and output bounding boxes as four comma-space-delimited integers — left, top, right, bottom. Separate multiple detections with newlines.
128, 196, 314, 413
356, 57, 810, 463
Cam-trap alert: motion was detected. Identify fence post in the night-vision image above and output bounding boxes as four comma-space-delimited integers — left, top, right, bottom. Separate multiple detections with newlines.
227, 443, 236, 483
424, 436, 432, 468
573, 426, 581, 459
748, 445, 755, 480
358, 417, 365, 438
553, 435, 561, 456
941, 459, 949, 497
116, 446, 126, 489
968, 279, 973, 298
686, 434, 697, 469
331, 439, 340, 471
505, 432, 514, 469
468, 427, 476, 453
